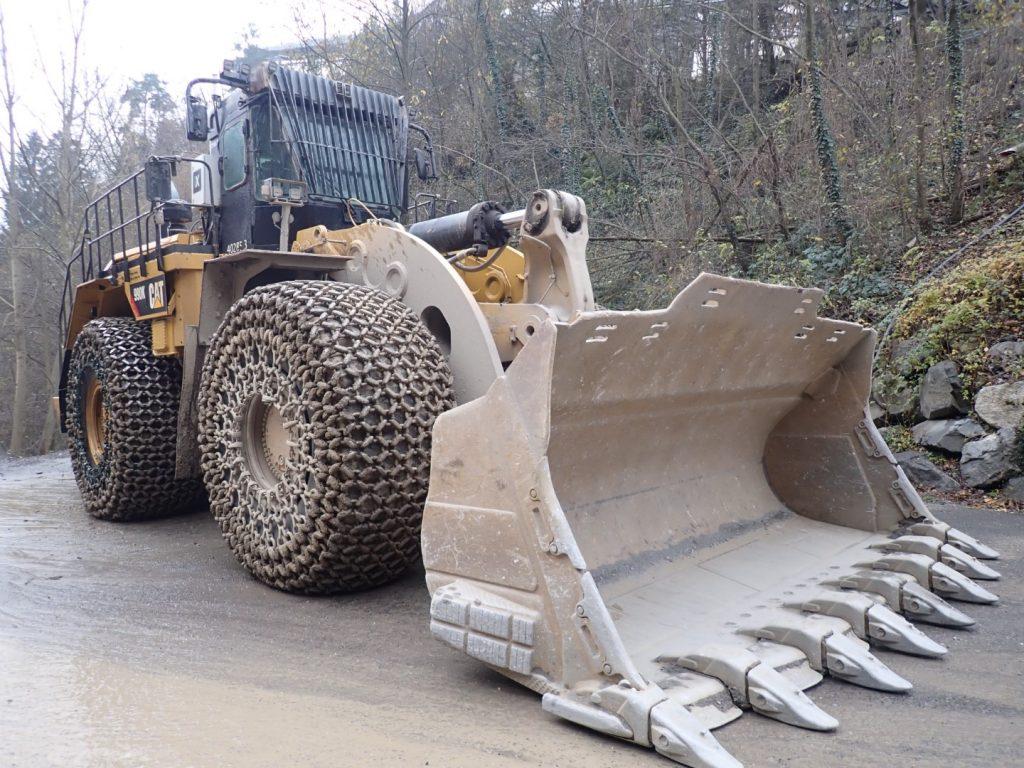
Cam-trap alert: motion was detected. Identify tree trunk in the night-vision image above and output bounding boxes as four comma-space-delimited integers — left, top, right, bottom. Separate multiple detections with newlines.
40, 352, 63, 452
476, 0, 509, 140
1, 14, 27, 455
804, 0, 853, 249
909, 0, 931, 230
945, 0, 965, 224
751, 0, 761, 114
7, 241, 28, 456
560, 69, 580, 193
701, 3, 721, 141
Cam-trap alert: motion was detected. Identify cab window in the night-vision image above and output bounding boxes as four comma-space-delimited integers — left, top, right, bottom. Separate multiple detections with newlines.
251, 101, 298, 182
221, 122, 247, 190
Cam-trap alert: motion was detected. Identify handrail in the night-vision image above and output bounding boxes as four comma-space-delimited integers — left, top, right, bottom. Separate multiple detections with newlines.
410, 192, 458, 222
57, 157, 217, 351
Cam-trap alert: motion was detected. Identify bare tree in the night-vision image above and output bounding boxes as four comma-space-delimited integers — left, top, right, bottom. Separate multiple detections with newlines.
1, 1, 110, 453
0, 9, 28, 454
908, 0, 930, 231
804, 0, 852, 250
945, 0, 965, 224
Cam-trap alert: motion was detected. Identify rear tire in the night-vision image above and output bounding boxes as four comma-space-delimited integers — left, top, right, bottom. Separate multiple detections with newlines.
198, 280, 454, 594
66, 317, 203, 521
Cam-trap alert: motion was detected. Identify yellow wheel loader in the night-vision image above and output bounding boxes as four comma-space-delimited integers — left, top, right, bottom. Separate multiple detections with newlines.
57, 60, 1001, 768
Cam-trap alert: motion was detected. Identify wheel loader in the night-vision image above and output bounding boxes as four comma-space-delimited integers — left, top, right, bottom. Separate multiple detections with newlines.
57, 60, 1002, 768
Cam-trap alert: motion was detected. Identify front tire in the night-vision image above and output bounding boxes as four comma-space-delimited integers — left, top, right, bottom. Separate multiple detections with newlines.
198, 281, 454, 594
66, 317, 202, 520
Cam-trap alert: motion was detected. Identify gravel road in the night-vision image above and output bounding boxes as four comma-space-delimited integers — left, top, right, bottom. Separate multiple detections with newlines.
1, 452, 1021, 768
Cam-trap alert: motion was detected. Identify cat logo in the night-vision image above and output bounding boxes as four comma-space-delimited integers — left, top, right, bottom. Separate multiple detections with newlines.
128, 274, 169, 319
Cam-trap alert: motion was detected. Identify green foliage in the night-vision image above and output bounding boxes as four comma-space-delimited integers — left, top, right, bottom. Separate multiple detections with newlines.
121, 74, 175, 119
747, 239, 813, 287
881, 245, 1024, 392
560, 70, 580, 194
804, 241, 849, 284
744, 227, 898, 323
580, 171, 638, 213
882, 425, 916, 454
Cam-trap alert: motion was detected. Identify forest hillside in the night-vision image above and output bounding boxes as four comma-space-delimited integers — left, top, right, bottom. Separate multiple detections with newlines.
1, 0, 1022, 501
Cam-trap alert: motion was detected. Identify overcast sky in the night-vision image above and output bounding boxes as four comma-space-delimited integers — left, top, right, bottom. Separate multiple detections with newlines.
3, 0, 360, 133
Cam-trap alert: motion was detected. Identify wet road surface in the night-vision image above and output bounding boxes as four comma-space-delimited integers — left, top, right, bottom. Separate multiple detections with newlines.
1, 453, 1022, 767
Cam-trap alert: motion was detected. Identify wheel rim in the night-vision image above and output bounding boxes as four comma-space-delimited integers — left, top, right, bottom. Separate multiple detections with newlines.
84, 376, 106, 464
241, 395, 291, 489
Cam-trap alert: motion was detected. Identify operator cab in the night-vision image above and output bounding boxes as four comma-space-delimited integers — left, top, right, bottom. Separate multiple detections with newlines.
187, 60, 434, 252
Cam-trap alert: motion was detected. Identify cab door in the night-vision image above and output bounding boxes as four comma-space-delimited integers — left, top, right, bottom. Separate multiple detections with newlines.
217, 117, 253, 252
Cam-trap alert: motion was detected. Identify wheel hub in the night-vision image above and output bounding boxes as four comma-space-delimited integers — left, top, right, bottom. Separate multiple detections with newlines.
242, 396, 291, 488
84, 376, 106, 464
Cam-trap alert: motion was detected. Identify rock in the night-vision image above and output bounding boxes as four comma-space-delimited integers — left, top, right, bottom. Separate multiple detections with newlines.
974, 381, 1024, 429
868, 401, 886, 423
960, 428, 1020, 489
1004, 476, 1024, 503
911, 418, 987, 454
987, 340, 1024, 370
894, 451, 960, 491
891, 334, 932, 376
876, 387, 919, 422
919, 361, 970, 419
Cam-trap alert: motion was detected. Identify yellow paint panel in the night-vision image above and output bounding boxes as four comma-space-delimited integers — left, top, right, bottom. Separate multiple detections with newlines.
109, 233, 201, 266
64, 278, 132, 351
67, 246, 212, 357
456, 246, 526, 304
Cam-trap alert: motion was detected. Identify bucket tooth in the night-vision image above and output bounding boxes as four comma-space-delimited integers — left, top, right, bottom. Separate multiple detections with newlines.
786, 590, 881, 637
939, 545, 1001, 581
746, 640, 823, 690
863, 604, 947, 657
822, 631, 912, 692
792, 590, 945, 657
545, 683, 742, 768
649, 700, 744, 768
945, 529, 1000, 561
927, 561, 1000, 604
745, 662, 837, 731
871, 536, 1001, 580
744, 614, 909, 692
676, 646, 836, 732
909, 522, 1000, 560
898, 580, 976, 627
943, 546, 999, 581
859, 553, 999, 605
824, 571, 908, 612
542, 692, 633, 739
826, 571, 976, 628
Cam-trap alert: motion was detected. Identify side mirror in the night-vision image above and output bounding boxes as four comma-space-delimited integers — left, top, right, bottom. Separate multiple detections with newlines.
186, 95, 209, 142
414, 146, 437, 181
144, 157, 176, 202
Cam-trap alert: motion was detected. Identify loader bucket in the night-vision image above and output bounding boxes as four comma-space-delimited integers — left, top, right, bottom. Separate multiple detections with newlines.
422, 273, 1000, 768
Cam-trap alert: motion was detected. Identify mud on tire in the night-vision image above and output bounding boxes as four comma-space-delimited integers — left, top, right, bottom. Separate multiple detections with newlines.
66, 317, 203, 521
198, 281, 454, 594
